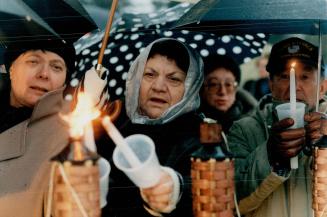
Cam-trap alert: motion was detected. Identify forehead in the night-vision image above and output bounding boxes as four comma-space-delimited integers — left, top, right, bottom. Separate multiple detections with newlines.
206, 68, 235, 80
19, 50, 65, 62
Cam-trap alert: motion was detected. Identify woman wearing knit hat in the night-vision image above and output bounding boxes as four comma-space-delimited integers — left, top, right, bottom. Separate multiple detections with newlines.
0, 39, 107, 217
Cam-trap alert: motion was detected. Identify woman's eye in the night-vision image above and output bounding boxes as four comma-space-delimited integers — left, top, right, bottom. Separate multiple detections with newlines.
51, 64, 64, 72
144, 72, 155, 78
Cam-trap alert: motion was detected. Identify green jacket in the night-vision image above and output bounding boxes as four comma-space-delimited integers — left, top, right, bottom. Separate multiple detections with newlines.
228, 95, 316, 217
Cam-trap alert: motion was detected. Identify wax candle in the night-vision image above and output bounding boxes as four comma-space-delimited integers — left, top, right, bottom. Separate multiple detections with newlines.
102, 116, 142, 167
289, 62, 298, 169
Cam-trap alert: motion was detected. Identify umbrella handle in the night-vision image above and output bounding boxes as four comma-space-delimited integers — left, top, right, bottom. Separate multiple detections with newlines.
97, 0, 119, 75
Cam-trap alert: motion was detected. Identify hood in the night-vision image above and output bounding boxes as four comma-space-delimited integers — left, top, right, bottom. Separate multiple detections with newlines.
125, 38, 204, 124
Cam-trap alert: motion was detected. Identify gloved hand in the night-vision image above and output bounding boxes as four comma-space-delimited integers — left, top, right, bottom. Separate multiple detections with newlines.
267, 118, 306, 170
82, 66, 109, 108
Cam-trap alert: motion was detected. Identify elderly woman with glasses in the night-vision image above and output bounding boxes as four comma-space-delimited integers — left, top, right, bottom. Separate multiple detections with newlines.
200, 54, 257, 132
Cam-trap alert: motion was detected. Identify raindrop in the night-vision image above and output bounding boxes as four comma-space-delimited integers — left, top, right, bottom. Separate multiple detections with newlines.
65, 94, 73, 101
122, 72, 128, 80
245, 34, 254, 40
131, 34, 139, 40
90, 51, 99, 56
194, 34, 203, 41
70, 78, 79, 87
125, 53, 134, 60
232, 46, 242, 54
120, 45, 129, 52
92, 60, 97, 66
115, 65, 124, 72
116, 87, 123, 95
200, 49, 209, 57
181, 30, 189, 34
139, 48, 145, 53
258, 48, 263, 53
135, 42, 143, 48
190, 43, 197, 49
222, 36, 231, 43
82, 49, 90, 55
163, 31, 173, 37
205, 39, 215, 46
109, 79, 117, 87
115, 33, 124, 40
252, 41, 261, 47
110, 57, 119, 64
217, 48, 226, 55
85, 58, 90, 63
250, 48, 258, 54
177, 37, 186, 42
244, 57, 252, 63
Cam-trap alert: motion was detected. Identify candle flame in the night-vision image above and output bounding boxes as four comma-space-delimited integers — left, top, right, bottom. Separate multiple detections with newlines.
61, 92, 101, 139
291, 62, 296, 68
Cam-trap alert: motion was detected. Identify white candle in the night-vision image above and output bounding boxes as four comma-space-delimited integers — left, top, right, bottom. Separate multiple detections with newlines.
102, 116, 142, 167
84, 122, 97, 152
290, 62, 296, 122
289, 62, 298, 169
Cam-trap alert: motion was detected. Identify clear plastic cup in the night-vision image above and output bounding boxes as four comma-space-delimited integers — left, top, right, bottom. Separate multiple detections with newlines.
98, 158, 111, 208
275, 102, 306, 169
275, 102, 306, 128
113, 134, 162, 188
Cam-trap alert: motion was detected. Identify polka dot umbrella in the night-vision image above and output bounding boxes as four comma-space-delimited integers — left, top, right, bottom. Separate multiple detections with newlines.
74, 3, 268, 101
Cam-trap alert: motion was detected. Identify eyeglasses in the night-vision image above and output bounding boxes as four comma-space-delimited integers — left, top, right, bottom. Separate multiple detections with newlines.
204, 81, 238, 93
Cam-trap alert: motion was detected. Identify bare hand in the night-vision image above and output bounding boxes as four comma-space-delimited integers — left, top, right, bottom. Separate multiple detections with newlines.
141, 171, 173, 212
268, 118, 305, 168
304, 112, 325, 143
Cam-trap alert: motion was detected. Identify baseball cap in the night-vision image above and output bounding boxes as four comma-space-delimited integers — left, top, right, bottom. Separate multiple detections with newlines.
266, 37, 324, 74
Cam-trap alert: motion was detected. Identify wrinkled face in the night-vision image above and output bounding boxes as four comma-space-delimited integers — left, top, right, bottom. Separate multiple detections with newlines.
10, 50, 67, 108
269, 61, 324, 109
202, 68, 237, 112
138, 54, 186, 119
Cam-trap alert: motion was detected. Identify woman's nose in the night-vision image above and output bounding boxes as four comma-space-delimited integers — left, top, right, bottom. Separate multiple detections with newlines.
36, 65, 49, 80
152, 76, 167, 91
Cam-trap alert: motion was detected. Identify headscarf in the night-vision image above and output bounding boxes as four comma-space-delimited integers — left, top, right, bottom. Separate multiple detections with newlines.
125, 38, 204, 124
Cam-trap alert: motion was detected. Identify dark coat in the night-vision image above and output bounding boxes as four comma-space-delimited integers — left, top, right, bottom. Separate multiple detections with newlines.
199, 89, 257, 132
97, 105, 202, 217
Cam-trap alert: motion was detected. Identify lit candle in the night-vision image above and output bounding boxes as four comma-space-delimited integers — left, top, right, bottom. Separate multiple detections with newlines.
102, 116, 142, 167
289, 62, 298, 169
84, 122, 97, 152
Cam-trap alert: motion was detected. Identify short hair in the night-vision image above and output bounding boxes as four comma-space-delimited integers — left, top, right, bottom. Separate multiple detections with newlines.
203, 54, 241, 83
148, 40, 190, 73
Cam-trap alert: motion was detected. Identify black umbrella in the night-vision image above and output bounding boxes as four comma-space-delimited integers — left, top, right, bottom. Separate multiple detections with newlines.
0, 0, 60, 45
172, 0, 327, 34
23, 0, 98, 44
74, 3, 268, 100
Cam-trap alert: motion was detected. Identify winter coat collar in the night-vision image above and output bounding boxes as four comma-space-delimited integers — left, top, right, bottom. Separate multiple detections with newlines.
0, 87, 69, 161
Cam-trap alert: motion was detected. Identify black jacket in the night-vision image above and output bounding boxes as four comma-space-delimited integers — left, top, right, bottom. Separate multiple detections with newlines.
97, 105, 202, 217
